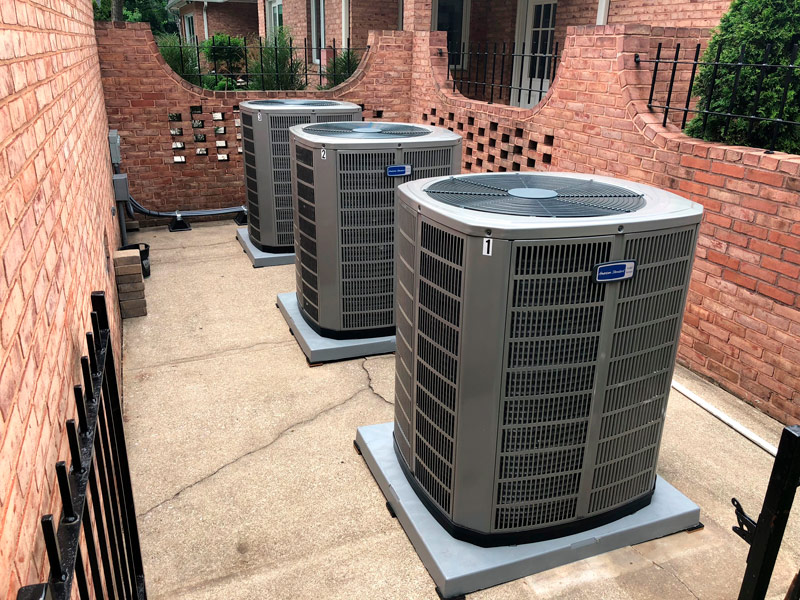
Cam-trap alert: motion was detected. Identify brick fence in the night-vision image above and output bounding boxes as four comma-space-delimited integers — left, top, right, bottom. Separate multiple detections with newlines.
411, 25, 800, 424
0, 0, 122, 597
96, 21, 800, 424
96, 22, 413, 220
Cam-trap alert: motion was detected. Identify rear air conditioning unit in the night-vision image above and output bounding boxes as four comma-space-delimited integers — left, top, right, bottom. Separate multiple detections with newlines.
289, 122, 462, 339
393, 172, 703, 546
240, 99, 362, 253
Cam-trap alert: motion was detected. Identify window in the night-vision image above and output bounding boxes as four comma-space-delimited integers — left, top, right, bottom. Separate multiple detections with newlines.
268, 0, 283, 31
432, 0, 470, 67
311, 0, 325, 63
341, 0, 349, 46
184, 13, 195, 42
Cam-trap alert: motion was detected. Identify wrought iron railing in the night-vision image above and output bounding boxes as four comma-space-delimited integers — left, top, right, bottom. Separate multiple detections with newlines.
17, 292, 146, 600
445, 41, 560, 107
636, 42, 800, 153
157, 35, 367, 92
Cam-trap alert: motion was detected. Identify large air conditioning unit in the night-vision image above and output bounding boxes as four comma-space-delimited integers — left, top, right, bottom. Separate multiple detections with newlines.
240, 99, 362, 253
289, 122, 462, 339
393, 172, 702, 546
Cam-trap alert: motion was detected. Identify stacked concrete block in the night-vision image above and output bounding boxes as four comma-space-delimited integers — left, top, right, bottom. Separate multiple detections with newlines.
114, 249, 148, 318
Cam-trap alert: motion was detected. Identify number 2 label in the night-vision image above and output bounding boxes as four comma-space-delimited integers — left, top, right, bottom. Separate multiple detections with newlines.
483, 238, 493, 256
320, 148, 327, 160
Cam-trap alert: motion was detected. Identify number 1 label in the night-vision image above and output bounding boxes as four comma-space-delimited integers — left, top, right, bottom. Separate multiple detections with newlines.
483, 238, 493, 256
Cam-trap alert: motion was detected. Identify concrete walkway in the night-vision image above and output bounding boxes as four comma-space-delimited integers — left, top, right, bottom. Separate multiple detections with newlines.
122, 221, 799, 600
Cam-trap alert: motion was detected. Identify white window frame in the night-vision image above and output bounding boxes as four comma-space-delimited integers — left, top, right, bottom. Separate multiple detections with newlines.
311, 0, 326, 64
267, 0, 283, 32
341, 0, 349, 47
184, 13, 195, 42
431, 0, 471, 70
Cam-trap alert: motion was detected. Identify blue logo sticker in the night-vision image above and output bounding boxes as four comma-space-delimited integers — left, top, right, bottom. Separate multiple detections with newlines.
594, 260, 636, 283
386, 164, 412, 177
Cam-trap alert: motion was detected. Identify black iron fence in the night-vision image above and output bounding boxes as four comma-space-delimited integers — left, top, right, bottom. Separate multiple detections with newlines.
732, 425, 800, 600
17, 292, 146, 600
446, 41, 560, 107
157, 34, 367, 92
636, 42, 800, 153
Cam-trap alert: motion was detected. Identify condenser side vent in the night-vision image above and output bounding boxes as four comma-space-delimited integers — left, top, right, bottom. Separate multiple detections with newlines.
271, 115, 312, 247
294, 144, 319, 324
587, 226, 696, 515
493, 239, 612, 532
412, 220, 466, 517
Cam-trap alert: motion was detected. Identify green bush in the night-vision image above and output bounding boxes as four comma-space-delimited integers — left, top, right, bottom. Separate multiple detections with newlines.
202, 33, 247, 73
157, 33, 199, 81
249, 28, 306, 90
684, 0, 800, 153
322, 49, 360, 89
94, 0, 176, 34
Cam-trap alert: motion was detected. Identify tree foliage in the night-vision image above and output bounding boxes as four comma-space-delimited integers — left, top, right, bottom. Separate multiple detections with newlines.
322, 49, 360, 89
94, 0, 177, 34
684, 0, 800, 153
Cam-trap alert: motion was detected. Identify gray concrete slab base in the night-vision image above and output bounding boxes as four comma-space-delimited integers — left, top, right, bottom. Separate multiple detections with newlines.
277, 292, 396, 363
356, 422, 702, 599
236, 227, 294, 267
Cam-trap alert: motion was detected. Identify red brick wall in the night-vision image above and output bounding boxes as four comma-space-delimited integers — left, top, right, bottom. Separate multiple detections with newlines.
411, 25, 800, 423
96, 22, 412, 222
349, 0, 400, 48
0, 0, 122, 596
607, 0, 731, 29
205, 1, 260, 39
178, 3, 202, 40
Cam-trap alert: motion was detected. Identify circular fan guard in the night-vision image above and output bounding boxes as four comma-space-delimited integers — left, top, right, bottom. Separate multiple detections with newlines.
301, 122, 430, 138
247, 99, 340, 107
425, 174, 646, 217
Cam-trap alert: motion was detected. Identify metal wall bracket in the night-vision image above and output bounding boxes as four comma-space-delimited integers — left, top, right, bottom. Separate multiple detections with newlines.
168, 213, 192, 232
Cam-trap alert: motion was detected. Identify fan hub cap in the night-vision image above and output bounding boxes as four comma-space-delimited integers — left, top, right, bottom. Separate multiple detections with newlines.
508, 188, 558, 200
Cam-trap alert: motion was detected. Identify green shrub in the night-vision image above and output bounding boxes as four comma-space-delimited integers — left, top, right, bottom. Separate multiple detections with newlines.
684, 0, 800, 153
202, 33, 247, 73
157, 33, 199, 81
322, 49, 360, 89
249, 28, 306, 90
94, 0, 176, 34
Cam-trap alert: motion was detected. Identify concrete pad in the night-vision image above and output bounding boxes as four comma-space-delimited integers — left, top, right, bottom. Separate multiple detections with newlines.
235, 227, 295, 267
122, 222, 800, 600
356, 422, 701, 599
277, 292, 396, 363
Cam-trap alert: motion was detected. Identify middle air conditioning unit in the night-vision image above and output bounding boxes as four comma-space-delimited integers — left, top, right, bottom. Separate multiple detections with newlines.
240, 99, 362, 254
289, 122, 462, 339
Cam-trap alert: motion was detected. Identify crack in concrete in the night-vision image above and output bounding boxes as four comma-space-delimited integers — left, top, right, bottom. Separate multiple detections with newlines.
361, 358, 394, 406
125, 339, 296, 372
631, 546, 700, 600
138, 387, 370, 518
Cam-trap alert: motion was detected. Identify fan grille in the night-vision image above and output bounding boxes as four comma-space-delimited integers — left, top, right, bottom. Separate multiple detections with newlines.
425, 174, 646, 217
247, 99, 340, 107
302, 122, 430, 138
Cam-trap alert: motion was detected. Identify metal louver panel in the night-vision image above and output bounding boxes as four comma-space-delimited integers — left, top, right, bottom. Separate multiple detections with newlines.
395, 202, 418, 467
294, 144, 319, 324
493, 239, 611, 532
587, 226, 697, 515
242, 113, 260, 240
337, 148, 457, 332
271, 115, 313, 246
338, 151, 396, 331
412, 220, 466, 517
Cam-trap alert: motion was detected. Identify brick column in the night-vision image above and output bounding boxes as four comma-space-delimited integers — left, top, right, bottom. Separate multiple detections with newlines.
403, 0, 432, 32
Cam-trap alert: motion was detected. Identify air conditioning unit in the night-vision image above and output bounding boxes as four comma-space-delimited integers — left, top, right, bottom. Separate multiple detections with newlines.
289, 122, 462, 339
393, 172, 702, 546
240, 99, 362, 253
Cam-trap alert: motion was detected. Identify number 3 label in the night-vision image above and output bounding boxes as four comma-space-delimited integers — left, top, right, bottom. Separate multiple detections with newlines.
483, 238, 493, 256
320, 148, 327, 160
